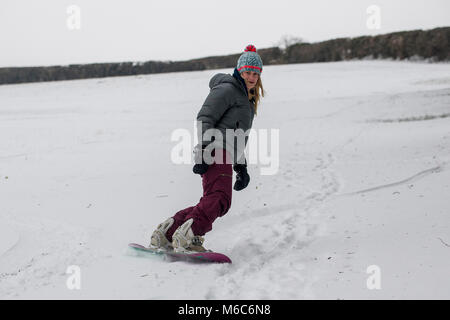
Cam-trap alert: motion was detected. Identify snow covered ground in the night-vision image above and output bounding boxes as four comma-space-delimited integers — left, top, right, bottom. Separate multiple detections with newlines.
0, 60, 449, 299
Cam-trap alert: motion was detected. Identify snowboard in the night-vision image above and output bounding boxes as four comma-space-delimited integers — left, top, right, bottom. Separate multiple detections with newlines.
128, 243, 232, 264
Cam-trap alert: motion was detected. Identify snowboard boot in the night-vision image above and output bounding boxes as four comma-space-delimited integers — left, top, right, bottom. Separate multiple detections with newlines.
172, 218, 209, 253
150, 217, 175, 250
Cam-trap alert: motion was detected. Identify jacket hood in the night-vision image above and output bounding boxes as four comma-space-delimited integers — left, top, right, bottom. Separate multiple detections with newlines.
209, 72, 247, 96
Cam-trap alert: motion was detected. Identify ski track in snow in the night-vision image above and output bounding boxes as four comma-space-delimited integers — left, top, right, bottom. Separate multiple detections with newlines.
341, 164, 446, 196
205, 152, 342, 299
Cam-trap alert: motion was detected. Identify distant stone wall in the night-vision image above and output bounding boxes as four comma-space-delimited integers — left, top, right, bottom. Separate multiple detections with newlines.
1, 27, 448, 85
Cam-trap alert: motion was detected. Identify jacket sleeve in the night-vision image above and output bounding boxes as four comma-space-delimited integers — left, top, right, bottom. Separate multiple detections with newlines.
196, 84, 234, 145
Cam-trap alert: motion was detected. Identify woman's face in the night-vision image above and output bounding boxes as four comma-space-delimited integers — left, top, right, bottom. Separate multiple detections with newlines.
240, 71, 259, 90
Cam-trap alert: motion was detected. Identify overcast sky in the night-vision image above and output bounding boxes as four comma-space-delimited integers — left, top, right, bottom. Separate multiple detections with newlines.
1, 0, 449, 67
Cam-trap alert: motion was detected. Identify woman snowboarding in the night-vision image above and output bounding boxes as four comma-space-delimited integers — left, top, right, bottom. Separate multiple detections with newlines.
150, 45, 264, 253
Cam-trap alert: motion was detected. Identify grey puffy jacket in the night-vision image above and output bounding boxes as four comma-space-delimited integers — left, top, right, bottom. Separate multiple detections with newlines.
196, 72, 255, 165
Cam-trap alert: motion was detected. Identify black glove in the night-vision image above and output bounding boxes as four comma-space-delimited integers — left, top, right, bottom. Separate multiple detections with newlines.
193, 145, 210, 175
233, 162, 250, 191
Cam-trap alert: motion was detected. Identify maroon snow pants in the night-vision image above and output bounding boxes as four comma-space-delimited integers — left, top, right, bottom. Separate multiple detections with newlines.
166, 148, 233, 240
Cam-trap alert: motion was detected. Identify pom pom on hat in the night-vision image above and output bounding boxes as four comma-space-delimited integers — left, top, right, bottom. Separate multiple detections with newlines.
245, 45, 257, 52
237, 44, 263, 75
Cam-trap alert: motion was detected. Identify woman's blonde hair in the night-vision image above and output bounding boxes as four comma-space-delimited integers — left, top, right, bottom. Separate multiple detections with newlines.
248, 76, 265, 115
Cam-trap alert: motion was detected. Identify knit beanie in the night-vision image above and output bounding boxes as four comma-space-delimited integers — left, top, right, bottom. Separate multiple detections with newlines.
236, 45, 263, 75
